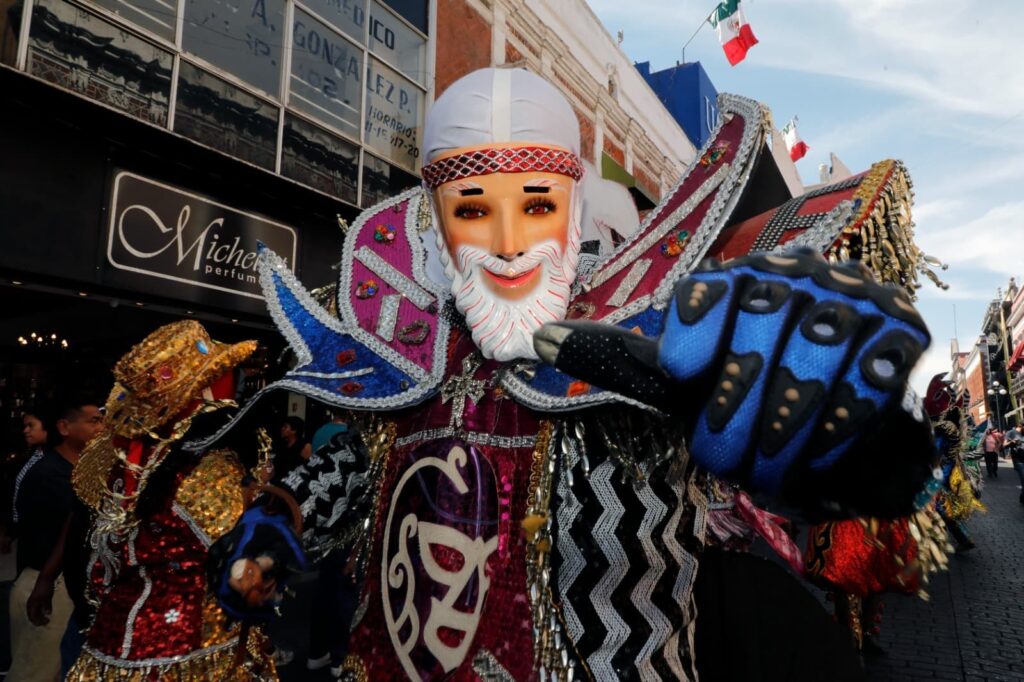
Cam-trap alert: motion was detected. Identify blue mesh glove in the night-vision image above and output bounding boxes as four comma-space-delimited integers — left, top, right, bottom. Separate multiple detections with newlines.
534, 249, 937, 519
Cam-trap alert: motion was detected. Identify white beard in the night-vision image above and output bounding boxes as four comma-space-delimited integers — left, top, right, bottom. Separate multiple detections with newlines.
436, 204, 582, 363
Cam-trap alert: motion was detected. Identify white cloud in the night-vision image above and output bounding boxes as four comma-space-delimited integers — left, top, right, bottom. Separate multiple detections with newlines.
917, 201, 1024, 278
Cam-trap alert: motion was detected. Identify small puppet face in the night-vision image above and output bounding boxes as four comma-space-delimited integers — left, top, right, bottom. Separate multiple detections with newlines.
228, 556, 278, 607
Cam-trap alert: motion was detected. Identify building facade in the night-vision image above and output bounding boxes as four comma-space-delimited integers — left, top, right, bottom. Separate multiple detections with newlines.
0, 0, 696, 436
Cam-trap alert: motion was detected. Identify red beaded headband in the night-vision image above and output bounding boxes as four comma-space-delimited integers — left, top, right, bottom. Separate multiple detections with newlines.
420, 145, 584, 189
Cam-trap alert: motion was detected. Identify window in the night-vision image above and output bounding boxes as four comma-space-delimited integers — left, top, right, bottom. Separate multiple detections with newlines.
88, 0, 177, 41
363, 57, 421, 171
368, 1, 425, 84
361, 152, 417, 207
182, 0, 284, 96
174, 61, 279, 169
299, 0, 365, 44
28, 0, 173, 126
290, 8, 363, 140
281, 113, 359, 204
15, 0, 429, 208
380, 0, 426, 34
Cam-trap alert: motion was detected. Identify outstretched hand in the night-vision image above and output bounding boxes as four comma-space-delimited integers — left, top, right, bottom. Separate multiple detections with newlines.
534, 249, 938, 519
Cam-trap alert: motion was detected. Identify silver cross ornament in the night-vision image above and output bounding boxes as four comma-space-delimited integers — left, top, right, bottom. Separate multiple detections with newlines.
441, 353, 486, 429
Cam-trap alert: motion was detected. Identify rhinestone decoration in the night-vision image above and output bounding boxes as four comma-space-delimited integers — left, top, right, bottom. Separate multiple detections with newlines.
340, 381, 364, 395
699, 141, 730, 169
397, 320, 430, 345
336, 349, 357, 367
660, 229, 692, 257
420, 145, 584, 189
373, 223, 396, 243
567, 381, 590, 397
355, 280, 379, 299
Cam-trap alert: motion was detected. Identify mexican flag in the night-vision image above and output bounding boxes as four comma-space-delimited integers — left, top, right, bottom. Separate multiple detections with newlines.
710, 0, 759, 66
783, 118, 809, 161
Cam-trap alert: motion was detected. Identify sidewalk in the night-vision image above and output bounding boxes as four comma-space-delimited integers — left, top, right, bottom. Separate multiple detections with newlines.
864, 459, 1024, 681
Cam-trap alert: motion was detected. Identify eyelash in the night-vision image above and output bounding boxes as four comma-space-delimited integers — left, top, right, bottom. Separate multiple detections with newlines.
454, 202, 487, 219
525, 198, 556, 215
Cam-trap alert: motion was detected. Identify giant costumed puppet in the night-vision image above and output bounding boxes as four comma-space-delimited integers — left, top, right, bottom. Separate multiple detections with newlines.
66, 321, 304, 680
196, 67, 945, 681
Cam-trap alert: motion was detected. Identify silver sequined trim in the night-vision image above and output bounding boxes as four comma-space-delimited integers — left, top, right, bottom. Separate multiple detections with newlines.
120, 564, 152, 657
84, 639, 237, 669
289, 367, 375, 381
394, 427, 537, 450
472, 649, 515, 681
606, 258, 653, 308
353, 246, 433, 310
376, 294, 402, 342
171, 502, 212, 549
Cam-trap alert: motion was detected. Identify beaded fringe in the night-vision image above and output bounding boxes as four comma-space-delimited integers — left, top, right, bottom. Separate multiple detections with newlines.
66, 634, 276, 682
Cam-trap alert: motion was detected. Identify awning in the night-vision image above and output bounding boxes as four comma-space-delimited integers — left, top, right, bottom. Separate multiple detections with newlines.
601, 152, 658, 210
1009, 340, 1024, 371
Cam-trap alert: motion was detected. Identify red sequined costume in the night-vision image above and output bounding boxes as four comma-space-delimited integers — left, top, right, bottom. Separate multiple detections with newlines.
68, 322, 274, 680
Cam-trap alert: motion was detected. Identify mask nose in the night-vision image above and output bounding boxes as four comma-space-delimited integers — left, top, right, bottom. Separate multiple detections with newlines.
491, 204, 524, 261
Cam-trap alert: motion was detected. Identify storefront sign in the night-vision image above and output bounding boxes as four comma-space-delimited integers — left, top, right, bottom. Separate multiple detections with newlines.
106, 171, 297, 306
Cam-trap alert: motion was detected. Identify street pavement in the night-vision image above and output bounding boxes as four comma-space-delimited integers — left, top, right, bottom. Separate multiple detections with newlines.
862, 459, 1024, 682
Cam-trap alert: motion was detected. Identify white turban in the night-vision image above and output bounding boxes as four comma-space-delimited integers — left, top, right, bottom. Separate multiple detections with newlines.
423, 68, 581, 161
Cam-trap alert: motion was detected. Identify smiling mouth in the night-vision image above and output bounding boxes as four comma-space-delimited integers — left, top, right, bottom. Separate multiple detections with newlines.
482, 265, 541, 288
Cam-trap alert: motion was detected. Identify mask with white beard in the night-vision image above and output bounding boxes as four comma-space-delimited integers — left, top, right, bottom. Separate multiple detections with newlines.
434, 187, 583, 362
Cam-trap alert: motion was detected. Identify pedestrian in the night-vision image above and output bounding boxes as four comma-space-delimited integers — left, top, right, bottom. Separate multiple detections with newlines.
0, 410, 49, 555
1005, 424, 1024, 504
305, 412, 359, 678
983, 427, 1000, 478
274, 416, 308, 483
8, 396, 103, 682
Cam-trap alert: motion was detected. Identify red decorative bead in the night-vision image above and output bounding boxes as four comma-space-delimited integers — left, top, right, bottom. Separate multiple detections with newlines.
340, 381, 363, 395
567, 380, 590, 397
336, 349, 357, 367
158, 365, 174, 381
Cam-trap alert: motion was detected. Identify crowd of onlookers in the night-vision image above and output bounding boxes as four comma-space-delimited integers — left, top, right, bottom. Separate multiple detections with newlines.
0, 401, 357, 680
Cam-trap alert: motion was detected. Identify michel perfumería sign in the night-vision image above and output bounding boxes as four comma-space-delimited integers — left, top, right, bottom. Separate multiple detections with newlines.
106, 172, 297, 307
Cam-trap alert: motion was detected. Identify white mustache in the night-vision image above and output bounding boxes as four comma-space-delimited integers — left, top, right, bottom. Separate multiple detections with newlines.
454, 240, 566, 282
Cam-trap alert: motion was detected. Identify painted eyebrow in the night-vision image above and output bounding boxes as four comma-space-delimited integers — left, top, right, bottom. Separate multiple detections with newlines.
523, 178, 564, 193
442, 180, 484, 197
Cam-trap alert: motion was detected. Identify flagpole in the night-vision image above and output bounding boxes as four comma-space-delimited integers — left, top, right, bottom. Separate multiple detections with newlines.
681, 6, 717, 63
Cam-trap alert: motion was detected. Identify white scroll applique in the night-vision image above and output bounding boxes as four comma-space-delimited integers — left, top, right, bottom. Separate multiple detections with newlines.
382, 446, 499, 677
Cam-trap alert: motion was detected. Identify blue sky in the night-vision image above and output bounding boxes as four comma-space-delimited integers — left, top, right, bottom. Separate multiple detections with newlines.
590, 0, 1024, 390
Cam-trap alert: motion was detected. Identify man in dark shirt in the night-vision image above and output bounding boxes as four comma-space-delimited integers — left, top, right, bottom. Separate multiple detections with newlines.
273, 416, 309, 484
8, 398, 102, 682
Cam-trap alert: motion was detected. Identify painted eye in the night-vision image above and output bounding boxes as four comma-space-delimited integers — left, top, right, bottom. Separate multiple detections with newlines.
454, 204, 487, 219
525, 200, 555, 216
